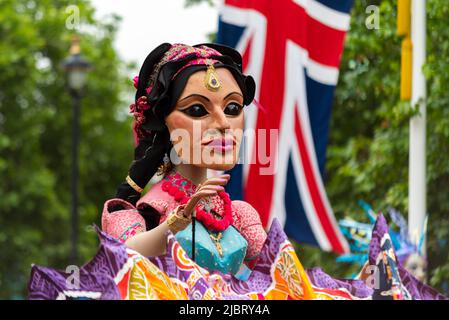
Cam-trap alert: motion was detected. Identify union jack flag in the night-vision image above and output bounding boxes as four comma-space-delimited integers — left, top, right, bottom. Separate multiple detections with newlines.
217, 0, 353, 253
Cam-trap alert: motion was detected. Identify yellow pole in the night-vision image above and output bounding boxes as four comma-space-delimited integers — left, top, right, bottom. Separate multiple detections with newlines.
398, 0, 412, 100
401, 38, 412, 100
397, 0, 411, 36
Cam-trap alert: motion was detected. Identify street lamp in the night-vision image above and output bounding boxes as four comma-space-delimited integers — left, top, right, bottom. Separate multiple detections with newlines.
61, 35, 92, 265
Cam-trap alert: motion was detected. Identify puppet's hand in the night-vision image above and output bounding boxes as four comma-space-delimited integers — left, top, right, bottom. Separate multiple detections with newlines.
183, 174, 230, 218
165, 174, 230, 233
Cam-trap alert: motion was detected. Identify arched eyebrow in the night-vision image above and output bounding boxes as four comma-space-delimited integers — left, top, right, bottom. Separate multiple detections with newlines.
224, 91, 244, 100
178, 94, 210, 103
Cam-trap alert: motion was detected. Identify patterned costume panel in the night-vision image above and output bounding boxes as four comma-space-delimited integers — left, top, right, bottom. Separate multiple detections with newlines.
29, 220, 315, 300
28, 216, 447, 300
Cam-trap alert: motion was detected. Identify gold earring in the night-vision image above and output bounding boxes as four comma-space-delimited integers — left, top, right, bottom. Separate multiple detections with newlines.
157, 153, 172, 176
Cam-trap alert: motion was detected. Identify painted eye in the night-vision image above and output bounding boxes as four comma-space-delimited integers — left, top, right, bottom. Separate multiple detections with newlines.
181, 104, 208, 117
224, 102, 243, 116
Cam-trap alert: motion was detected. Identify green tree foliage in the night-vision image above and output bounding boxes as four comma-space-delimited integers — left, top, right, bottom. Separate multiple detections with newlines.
0, 0, 134, 298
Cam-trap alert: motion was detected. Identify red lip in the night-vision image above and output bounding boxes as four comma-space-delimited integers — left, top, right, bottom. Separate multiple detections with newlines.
202, 137, 236, 153
202, 137, 235, 147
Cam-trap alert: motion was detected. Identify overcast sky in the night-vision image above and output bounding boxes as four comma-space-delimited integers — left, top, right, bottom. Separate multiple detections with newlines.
90, 0, 220, 68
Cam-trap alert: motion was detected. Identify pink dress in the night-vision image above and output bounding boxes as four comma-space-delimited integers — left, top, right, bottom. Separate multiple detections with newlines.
101, 171, 267, 268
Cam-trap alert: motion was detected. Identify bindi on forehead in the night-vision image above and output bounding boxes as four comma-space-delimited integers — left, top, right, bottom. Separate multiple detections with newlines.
180, 68, 241, 101
204, 62, 221, 92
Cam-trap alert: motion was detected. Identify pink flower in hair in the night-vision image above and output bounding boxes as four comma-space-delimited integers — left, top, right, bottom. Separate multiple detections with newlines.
133, 76, 139, 89
129, 102, 137, 114
133, 74, 152, 94
136, 96, 151, 111
135, 115, 146, 125
129, 96, 151, 125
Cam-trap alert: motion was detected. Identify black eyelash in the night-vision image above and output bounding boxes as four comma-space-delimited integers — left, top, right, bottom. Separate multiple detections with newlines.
180, 104, 209, 118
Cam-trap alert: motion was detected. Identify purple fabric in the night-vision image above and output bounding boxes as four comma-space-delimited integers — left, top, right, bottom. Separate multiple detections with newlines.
368, 213, 395, 265
28, 226, 125, 300
306, 267, 373, 299
28, 220, 285, 300
306, 214, 447, 300
28, 218, 447, 300
368, 214, 448, 300
398, 265, 447, 300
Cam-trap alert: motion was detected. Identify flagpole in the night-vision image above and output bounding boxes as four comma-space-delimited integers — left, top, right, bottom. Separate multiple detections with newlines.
408, 0, 427, 254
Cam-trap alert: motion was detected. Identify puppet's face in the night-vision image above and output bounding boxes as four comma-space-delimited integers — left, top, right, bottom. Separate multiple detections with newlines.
404, 253, 427, 282
165, 67, 244, 171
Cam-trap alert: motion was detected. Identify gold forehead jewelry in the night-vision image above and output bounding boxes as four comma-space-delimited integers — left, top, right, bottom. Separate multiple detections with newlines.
204, 60, 221, 92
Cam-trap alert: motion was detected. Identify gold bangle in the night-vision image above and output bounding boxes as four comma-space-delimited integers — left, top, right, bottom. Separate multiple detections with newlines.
166, 205, 191, 233
126, 175, 144, 193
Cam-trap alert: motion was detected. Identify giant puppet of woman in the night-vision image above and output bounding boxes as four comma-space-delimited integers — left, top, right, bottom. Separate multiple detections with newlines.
28, 43, 318, 300
107, 43, 266, 274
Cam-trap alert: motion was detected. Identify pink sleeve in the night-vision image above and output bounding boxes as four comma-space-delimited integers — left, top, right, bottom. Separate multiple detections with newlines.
137, 198, 170, 223
101, 198, 146, 243
232, 200, 267, 268
136, 184, 172, 223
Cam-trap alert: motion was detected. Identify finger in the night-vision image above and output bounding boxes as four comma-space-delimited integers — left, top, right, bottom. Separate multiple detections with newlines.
199, 177, 229, 188
186, 185, 225, 215
185, 190, 217, 215
198, 184, 225, 193
191, 188, 219, 203
205, 174, 230, 183
195, 174, 230, 190
201, 178, 227, 186
216, 174, 231, 182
